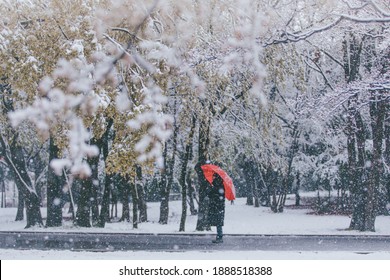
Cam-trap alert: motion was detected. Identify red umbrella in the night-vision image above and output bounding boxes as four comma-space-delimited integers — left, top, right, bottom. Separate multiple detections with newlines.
200, 164, 236, 201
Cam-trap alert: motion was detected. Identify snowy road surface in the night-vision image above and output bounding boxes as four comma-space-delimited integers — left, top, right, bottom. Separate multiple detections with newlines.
1, 231, 390, 252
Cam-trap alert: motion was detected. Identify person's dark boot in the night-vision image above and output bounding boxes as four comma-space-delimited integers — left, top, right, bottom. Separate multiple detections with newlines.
212, 236, 223, 243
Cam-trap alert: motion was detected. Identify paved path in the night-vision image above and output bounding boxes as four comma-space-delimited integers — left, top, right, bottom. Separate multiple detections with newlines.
1, 231, 389, 252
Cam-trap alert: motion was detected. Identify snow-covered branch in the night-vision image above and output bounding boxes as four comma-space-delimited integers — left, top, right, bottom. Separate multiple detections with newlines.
0, 133, 37, 195
10, 86, 100, 178
264, 17, 344, 47
338, 14, 390, 23
265, 1, 390, 47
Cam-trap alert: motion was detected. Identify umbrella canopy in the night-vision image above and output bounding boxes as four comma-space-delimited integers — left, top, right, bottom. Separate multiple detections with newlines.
200, 164, 236, 201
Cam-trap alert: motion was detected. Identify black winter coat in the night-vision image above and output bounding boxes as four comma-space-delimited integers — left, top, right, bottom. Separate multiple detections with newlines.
208, 174, 225, 227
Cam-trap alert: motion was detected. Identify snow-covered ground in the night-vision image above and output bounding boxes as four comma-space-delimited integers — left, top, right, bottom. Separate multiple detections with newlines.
1, 195, 390, 260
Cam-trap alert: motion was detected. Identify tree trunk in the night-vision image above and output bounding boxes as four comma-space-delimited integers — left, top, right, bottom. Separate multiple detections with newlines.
361, 92, 386, 231
253, 179, 260, 208
119, 177, 130, 222
253, 161, 264, 207
295, 172, 301, 206
159, 107, 178, 224
195, 161, 211, 231
195, 114, 211, 231
15, 190, 24, 221
179, 116, 196, 232
179, 168, 188, 232
187, 170, 197, 215
158, 144, 168, 223
136, 165, 147, 223
0, 88, 42, 227
348, 107, 363, 230
129, 181, 138, 229
46, 136, 64, 227
97, 118, 114, 228
7, 144, 43, 228
158, 144, 170, 224
74, 152, 100, 227
270, 168, 281, 213
198, 111, 211, 164
278, 178, 288, 213
90, 159, 100, 227
23, 192, 42, 228
96, 172, 111, 227
259, 166, 270, 207
349, 108, 369, 230
75, 178, 92, 227
342, 34, 372, 231
246, 196, 254, 206
384, 107, 390, 204
343, 34, 385, 231
0, 133, 43, 227
242, 159, 255, 206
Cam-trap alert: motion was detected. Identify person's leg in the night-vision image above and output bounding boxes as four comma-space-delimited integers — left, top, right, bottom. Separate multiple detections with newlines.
212, 225, 223, 243
217, 225, 223, 239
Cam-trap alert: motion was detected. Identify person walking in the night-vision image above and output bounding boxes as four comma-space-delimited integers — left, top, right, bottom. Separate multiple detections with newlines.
208, 173, 226, 243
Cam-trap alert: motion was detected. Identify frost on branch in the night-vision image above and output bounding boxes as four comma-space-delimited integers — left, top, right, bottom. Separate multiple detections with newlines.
127, 83, 173, 167
7, 0, 183, 179
218, 0, 267, 105
9, 56, 100, 178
